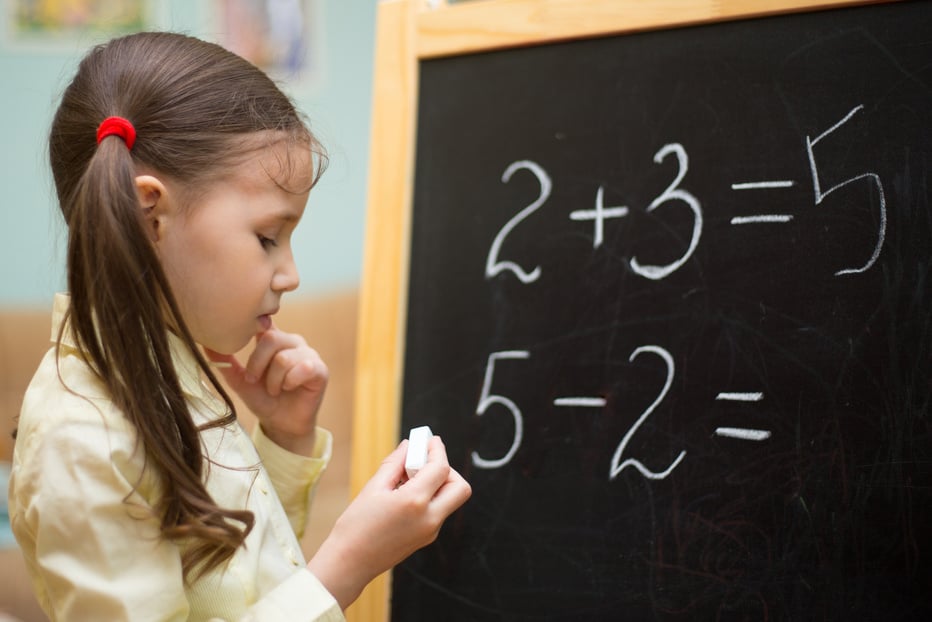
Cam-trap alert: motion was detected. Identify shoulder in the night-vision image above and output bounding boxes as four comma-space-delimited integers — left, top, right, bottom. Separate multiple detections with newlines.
10, 345, 163, 519
15, 345, 140, 463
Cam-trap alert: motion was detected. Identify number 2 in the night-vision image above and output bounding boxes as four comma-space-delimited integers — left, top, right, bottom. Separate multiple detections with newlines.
486, 160, 551, 283
609, 345, 686, 480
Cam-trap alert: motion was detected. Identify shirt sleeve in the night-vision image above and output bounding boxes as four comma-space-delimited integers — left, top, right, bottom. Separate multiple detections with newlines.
10, 415, 192, 621
12, 415, 346, 622
251, 425, 332, 538
232, 569, 344, 622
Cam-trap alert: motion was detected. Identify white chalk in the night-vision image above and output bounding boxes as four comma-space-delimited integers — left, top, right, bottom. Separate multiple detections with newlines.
404, 425, 433, 478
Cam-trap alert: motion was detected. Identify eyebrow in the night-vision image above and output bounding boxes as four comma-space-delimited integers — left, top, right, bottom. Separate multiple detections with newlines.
277, 211, 301, 223
258, 208, 301, 227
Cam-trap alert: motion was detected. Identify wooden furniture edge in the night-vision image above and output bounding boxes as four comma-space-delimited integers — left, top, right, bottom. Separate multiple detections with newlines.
349, 1, 417, 621
416, 0, 894, 58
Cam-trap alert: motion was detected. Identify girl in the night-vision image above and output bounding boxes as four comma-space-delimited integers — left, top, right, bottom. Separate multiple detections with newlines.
7, 31, 471, 621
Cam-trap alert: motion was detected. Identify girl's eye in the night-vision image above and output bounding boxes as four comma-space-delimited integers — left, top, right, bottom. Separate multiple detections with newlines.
258, 234, 278, 249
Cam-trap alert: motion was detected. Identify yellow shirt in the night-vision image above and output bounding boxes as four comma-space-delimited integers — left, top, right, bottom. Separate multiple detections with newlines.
8, 294, 345, 622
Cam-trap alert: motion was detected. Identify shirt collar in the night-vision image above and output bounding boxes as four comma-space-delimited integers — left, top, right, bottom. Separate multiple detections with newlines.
51, 292, 209, 401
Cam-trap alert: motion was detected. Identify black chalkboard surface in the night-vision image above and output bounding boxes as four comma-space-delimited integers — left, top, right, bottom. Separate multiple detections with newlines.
394, 2, 932, 620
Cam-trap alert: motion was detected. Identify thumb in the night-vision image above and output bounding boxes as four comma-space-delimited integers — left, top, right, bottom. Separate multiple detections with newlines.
370, 440, 409, 490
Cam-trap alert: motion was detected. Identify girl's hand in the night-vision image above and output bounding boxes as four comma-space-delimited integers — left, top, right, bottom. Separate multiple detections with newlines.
205, 325, 328, 456
307, 435, 472, 610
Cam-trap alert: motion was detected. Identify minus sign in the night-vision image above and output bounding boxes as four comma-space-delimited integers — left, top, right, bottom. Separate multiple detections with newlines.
716, 392, 763, 401
715, 427, 771, 441
730, 215, 794, 224
554, 397, 607, 407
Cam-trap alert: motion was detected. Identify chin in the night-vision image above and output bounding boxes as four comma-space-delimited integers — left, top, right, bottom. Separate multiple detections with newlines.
202, 335, 251, 356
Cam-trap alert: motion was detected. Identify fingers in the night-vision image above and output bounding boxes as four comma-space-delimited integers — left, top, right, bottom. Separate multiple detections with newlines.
420, 436, 472, 516
404, 436, 450, 490
244, 326, 329, 396
310, 435, 471, 601
430, 462, 472, 518
281, 354, 328, 392
398, 436, 472, 513
371, 440, 410, 489
204, 347, 248, 389
244, 326, 298, 384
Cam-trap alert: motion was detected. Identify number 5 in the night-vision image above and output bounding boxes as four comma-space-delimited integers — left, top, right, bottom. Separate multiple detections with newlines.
472, 350, 529, 469
806, 104, 886, 276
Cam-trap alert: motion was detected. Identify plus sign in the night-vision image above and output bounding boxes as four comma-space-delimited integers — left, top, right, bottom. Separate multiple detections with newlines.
569, 186, 629, 248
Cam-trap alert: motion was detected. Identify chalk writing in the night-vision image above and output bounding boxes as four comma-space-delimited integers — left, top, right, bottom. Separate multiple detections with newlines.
715, 427, 772, 441
731, 181, 796, 190
490, 144, 702, 281
716, 392, 764, 402
806, 105, 886, 275
474, 345, 699, 481
630, 143, 703, 280
485, 161, 548, 283
476, 103, 886, 480
486, 105, 884, 282
609, 345, 687, 480
731, 215, 794, 224
569, 186, 629, 249
471, 350, 530, 469
553, 396, 607, 407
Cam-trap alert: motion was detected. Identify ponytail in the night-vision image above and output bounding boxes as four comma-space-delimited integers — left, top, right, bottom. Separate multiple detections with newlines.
62, 127, 254, 582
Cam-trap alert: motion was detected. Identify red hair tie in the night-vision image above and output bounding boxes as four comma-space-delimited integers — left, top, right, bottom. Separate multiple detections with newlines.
96, 116, 136, 150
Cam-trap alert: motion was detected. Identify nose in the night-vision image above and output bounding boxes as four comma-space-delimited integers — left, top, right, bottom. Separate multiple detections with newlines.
272, 249, 300, 293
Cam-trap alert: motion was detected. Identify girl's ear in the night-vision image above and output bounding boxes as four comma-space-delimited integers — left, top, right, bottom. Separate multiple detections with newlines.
135, 174, 170, 242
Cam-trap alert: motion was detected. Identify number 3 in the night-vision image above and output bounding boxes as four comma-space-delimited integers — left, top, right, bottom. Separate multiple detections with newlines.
630, 143, 703, 280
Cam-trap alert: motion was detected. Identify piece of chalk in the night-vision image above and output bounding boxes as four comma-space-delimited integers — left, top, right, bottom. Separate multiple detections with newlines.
405, 425, 433, 479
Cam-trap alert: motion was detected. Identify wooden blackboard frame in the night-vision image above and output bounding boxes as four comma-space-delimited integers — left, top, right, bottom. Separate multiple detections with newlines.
349, 1, 899, 620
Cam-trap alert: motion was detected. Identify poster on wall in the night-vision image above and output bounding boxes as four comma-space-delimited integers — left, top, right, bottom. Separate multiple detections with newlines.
217, 0, 324, 86
6, 0, 150, 40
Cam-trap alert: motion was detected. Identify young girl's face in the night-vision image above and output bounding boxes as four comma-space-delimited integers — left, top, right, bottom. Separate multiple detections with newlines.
151, 139, 312, 354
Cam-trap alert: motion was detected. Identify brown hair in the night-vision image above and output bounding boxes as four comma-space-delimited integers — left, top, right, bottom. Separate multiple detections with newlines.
49, 31, 326, 581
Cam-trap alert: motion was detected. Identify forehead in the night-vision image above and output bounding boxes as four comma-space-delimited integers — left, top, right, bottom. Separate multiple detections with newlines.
239, 136, 316, 194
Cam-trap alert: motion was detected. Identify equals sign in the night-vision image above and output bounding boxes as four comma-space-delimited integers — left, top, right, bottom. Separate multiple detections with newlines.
714, 392, 771, 441
730, 180, 795, 225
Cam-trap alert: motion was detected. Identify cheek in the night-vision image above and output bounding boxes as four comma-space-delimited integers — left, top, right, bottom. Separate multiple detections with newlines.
157, 253, 191, 306
166, 234, 237, 289
158, 247, 227, 329
157, 224, 269, 326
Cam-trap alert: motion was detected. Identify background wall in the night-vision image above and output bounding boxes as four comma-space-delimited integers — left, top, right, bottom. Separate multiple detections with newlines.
0, 0, 376, 307
0, 3, 376, 618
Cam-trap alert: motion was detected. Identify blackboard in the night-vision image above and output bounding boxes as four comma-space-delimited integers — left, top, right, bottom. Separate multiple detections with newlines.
384, 1, 932, 620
